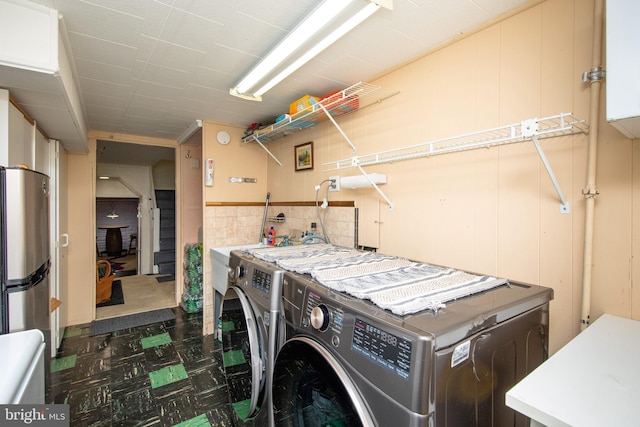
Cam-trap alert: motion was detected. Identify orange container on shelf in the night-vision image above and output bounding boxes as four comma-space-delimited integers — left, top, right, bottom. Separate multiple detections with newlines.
320, 89, 359, 116
289, 95, 320, 115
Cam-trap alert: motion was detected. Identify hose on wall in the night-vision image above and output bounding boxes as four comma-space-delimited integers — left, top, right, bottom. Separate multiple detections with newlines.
580, 0, 605, 330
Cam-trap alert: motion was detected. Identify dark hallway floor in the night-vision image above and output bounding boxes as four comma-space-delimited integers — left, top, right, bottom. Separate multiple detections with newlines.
48, 308, 236, 426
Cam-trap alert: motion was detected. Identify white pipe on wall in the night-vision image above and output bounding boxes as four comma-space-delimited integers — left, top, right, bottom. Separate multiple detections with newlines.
580, 0, 604, 331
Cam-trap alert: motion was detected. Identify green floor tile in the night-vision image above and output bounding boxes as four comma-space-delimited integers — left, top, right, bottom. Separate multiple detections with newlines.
149, 364, 188, 389
141, 332, 172, 349
231, 399, 251, 420
222, 349, 246, 368
221, 321, 235, 332
173, 413, 211, 427
51, 354, 77, 372
62, 327, 82, 338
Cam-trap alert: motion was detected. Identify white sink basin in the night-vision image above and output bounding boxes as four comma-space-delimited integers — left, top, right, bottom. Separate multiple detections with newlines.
210, 243, 265, 294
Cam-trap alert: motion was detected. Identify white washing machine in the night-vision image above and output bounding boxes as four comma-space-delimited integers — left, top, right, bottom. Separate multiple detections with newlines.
271, 269, 553, 427
219, 250, 285, 426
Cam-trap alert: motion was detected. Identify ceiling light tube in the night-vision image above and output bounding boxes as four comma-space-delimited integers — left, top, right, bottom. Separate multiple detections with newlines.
232, 0, 355, 98
253, 2, 381, 97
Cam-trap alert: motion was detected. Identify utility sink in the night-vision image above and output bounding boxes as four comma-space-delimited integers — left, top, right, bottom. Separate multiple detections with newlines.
210, 243, 265, 295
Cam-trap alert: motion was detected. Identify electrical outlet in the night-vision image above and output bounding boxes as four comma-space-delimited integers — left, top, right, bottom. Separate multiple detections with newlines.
329, 175, 340, 192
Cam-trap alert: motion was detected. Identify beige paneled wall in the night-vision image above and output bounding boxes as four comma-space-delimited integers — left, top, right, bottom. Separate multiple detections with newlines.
258, 0, 637, 354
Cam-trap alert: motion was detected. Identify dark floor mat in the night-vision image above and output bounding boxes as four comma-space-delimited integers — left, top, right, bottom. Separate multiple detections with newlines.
89, 308, 175, 336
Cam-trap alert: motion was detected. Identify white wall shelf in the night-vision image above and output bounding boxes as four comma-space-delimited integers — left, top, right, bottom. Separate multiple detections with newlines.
323, 113, 588, 213
242, 81, 398, 166
243, 81, 383, 143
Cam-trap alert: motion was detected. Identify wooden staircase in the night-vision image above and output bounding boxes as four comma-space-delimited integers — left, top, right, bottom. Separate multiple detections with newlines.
154, 189, 175, 276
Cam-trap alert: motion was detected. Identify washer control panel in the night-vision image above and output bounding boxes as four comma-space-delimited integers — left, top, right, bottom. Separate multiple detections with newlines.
250, 268, 273, 293
305, 291, 344, 334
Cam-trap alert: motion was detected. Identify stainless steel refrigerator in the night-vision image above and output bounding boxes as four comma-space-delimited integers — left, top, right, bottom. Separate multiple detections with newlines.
0, 167, 50, 335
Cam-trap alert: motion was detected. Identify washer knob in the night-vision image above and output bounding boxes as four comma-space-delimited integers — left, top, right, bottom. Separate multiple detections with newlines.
235, 265, 245, 279
310, 305, 330, 331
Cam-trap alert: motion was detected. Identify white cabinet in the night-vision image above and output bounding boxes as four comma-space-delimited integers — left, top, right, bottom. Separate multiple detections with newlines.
606, 0, 640, 139
1, 88, 52, 173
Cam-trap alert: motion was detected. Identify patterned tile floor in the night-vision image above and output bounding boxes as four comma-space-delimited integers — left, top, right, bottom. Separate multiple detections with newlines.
48, 307, 238, 426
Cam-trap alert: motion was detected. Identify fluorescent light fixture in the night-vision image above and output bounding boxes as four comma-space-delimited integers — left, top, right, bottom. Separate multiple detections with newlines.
177, 119, 203, 144
230, 0, 389, 101
98, 176, 110, 180
254, 2, 381, 97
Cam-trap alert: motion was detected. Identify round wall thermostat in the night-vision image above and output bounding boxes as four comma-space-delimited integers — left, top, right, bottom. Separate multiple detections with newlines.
216, 130, 231, 145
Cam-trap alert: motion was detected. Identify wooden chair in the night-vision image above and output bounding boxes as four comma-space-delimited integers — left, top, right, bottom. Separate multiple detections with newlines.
96, 260, 115, 304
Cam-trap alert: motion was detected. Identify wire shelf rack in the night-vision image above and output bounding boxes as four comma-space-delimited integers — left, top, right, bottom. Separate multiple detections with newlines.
242, 81, 386, 144
323, 113, 589, 171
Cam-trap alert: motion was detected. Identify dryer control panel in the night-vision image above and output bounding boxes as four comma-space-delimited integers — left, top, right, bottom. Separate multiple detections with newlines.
302, 287, 413, 380
352, 318, 412, 380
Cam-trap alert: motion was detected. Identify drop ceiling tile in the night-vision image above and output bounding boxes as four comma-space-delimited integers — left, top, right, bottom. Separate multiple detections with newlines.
66, 32, 138, 68
215, 10, 288, 58
57, 1, 144, 47
147, 41, 206, 74
139, 1, 172, 39
57, 0, 148, 18
127, 96, 176, 114
79, 77, 131, 99
74, 57, 135, 84
172, 0, 233, 23
199, 47, 250, 78
137, 62, 192, 88
134, 79, 185, 101
131, 36, 158, 67
232, 0, 315, 29
86, 104, 126, 119
189, 66, 235, 92
82, 92, 130, 110
158, 8, 224, 52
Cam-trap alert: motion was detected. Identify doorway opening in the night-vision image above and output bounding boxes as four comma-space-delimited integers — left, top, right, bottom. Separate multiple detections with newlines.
95, 140, 177, 320
96, 197, 138, 277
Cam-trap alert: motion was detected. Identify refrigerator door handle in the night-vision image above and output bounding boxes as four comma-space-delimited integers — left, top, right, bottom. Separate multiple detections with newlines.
59, 234, 69, 248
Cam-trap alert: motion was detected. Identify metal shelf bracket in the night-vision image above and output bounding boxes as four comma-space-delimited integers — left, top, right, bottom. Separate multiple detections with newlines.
249, 133, 283, 166
531, 134, 570, 214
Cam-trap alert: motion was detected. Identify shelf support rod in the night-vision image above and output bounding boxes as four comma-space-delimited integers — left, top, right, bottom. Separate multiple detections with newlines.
531, 135, 570, 214
353, 161, 393, 211
317, 103, 357, 153
250, 134, 283, 166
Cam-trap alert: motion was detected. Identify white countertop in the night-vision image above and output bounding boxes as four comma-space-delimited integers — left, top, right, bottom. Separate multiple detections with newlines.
0, 329, 45, 404
506, 314, 640, 427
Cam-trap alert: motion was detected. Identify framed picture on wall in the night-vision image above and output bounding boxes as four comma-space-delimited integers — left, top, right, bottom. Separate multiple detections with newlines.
294, 141, 314, 171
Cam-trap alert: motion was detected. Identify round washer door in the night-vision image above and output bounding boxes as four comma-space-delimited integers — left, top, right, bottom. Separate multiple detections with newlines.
272, 337, 375, 427
220, 286, 266, 421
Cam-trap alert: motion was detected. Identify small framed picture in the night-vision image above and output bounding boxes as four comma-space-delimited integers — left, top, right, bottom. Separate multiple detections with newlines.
294, 141, 314, 171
